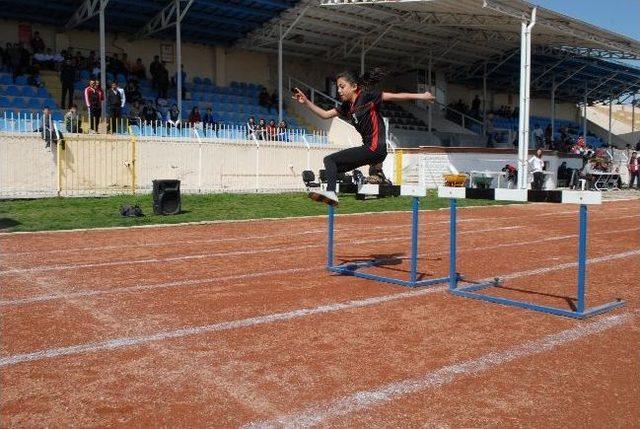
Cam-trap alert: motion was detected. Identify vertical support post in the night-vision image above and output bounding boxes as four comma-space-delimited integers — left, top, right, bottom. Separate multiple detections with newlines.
360, 38, 365, 75
516, 20, 527, 188
131, 128, 137, 194
56, 133, 63, 196
278, 23, 283, 123
577, 204, 587, 313
583, 83, 588, 140
608, 94, 613, 147
428, 56, 433, 133
409, 196, 419, 284
632, 95, 636, 134
99, 0, 106, 115
448, 198, 457, 290
551, 75, 555, 145
483, 61, 487, 120
176, 0, 182, 120
327, 204, 335, 269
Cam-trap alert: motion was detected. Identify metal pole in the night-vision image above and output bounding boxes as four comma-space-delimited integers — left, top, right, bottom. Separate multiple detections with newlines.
517, 20, 527, 189
176, 0, 182, 120
551, 75, 555, 147
278, 23, 283, 123
576, 204, 587, 313
409, 196, 419, 284
99, 0, 106, 114
523, 9, 535, 182
583, 83, 588, 140
360, 38, 365, 75
608, 94, 613, 146
428, 56, 433, 133
448, 198, 457, 290
483, 62, 487, 119
632, 95, 636, 134
327, 205, 335, 269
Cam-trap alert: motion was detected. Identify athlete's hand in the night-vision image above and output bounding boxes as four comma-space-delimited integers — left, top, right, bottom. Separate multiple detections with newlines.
292, 87, 308, 104
422, 92, 436, 104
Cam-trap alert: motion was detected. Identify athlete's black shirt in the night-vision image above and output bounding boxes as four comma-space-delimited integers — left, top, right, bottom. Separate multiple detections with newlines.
337, 90, 386, 153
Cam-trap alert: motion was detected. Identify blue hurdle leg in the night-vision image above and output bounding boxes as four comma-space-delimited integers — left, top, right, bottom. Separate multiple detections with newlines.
409, 196, 419, 284
327, 204, 335, 269
448, 198, 458, 290
577, 204, 587, 313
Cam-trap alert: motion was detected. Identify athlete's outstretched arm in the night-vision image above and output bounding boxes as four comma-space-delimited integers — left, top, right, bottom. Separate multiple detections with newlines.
292, 87, 339, 120
382, 91, 436, 103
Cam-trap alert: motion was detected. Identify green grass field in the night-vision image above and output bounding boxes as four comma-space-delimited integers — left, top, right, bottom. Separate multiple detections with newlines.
0, 191, 510, 233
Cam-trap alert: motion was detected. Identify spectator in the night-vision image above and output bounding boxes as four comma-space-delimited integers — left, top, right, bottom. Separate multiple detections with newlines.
64, 104, 82, 133
141, 99, 158, 124
246, 116, 258, 140
127, 100, 142, 128
484, 113, 495, 148
107, 81, 126, 133
34, 106, 59, 148
628, 151, 639, 189
125, 79, 142, 104
167, 104, 181, 128
258, 88, 270, 111
27, 68, 43, 88
131, 58, 146, 80
556, 161, 572, 188
84, 78, 104, 133
188, 106, 201, 124
528, 148, 545, 190
256, 118, 267, 140
149, 55, 161, 90
60, 59, 75, 109
635, 138, 640, 152
501, 164, 517, 188
471, 95, 481, 117
265, 119, 277, 140
202, 107, 215, 127
277, 120, 288, 141
533, 124, 544, 149
157, 62, 169, 99
30, 31, 45, 54
544, 124, 552, 149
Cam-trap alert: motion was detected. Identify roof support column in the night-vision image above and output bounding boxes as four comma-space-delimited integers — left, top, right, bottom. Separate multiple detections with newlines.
278, 23, 283, 122
176, 0, 183, 118
608, 94, 613, 146
583, 83, 588, 140
632, 95, 636, 134
99, 0, 106, 114
482, 62, 487, 120
428, 55, 433, 133
360, 38, 365, 75
550, 75, 555, 145
517, 7, 536, 189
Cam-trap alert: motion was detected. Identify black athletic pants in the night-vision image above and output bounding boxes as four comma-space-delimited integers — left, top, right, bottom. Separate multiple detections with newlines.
324, 145, 387, 192
89, 107, 101, 132
532, 171, 544, 190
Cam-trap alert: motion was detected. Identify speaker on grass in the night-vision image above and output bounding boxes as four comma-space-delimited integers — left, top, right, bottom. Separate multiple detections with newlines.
152, 179, 181, 215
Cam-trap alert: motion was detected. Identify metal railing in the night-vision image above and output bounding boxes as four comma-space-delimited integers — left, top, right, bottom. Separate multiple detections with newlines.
288, 76, 341, 109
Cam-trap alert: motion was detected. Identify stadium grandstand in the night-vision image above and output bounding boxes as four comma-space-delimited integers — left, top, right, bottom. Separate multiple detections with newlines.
0, 0, 639, 197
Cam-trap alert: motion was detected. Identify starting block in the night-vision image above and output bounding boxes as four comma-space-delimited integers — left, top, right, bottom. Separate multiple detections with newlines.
439, 186, 625, 319
327, 184, 455, 288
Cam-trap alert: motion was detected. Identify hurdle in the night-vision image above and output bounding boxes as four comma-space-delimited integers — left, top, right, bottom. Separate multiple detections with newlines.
327, 184, 454, 288
439, 187, 626, 319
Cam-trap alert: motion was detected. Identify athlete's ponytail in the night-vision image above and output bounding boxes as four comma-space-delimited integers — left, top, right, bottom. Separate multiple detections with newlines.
336, 67, 386, 90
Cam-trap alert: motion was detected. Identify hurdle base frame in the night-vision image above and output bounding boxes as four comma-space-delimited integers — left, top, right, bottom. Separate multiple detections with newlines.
442, 189, 626, 319
327, 190, 455, 289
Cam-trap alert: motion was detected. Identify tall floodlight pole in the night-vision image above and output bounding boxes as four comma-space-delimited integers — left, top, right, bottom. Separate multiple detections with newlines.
517, 7, 536, 189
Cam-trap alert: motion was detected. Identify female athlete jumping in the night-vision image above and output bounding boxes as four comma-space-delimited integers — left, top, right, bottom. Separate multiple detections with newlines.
292, 68, 435, 206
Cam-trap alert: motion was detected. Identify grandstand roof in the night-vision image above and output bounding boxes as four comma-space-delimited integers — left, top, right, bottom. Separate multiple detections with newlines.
1, 0, 299, 45
238, 0, 640, 102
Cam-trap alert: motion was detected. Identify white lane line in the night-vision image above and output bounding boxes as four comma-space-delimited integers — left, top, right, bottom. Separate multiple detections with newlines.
2, 210, 637, 258
1, 249, 636, 368
241, 311, 637, 429
2, 227, 636, 307
0, 226, 522, 275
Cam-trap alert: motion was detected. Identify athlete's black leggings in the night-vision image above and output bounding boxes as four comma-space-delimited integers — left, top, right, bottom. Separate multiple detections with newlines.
324, 146, 387, 192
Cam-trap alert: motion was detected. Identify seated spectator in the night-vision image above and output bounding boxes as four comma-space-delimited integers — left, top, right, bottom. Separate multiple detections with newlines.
131, 58, 146, 80
246, 116, 258, 140
167, 104, 181, 128
258, 88, 271, 112
125, 79, 142, 104
265, 119, 277, 140
33, 48, 54, 69
256, 118, 267, 140
188, 106, 201, 125
27, 68, 44, 88
277, 120, 288, 141
30, 31, 45, 54
141, 100, 159, 124
556, 161, 572, 187
64, 104, 82, 133
128, 100, 142, 127
533, 124, 544, 149
34, 106, 60, 148
628, 151, 639, 189
202, 107, 215, 127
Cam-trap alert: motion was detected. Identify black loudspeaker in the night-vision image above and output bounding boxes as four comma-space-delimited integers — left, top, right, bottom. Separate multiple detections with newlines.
152, 179, 181, 215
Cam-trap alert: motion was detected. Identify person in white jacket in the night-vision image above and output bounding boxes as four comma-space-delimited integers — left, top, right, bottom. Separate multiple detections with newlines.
528, 148, 545, 190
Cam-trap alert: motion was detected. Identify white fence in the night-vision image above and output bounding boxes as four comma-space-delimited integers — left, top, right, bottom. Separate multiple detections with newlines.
0, 133, 342, 198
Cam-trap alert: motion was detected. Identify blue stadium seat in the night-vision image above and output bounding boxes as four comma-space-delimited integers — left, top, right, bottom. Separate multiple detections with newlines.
203, 77, 212, 86
6, 85, 20, 96
27, 98, 43, 109
80, 70, 90, 80
14, 76, 27, 85
0, 74, 11, 85
193, 76, 202, 85
21, 86, 37, 97
11, 97, 26, 109
0, 96, 10, 107
116, 74, 126, 84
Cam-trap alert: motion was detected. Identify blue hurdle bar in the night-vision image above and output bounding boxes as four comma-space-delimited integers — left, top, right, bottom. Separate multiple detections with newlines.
327, 197, 452, 288
447, 199, 625, 319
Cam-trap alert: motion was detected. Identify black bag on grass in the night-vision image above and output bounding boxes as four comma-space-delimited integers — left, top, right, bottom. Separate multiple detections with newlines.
120, 204, 144, 217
